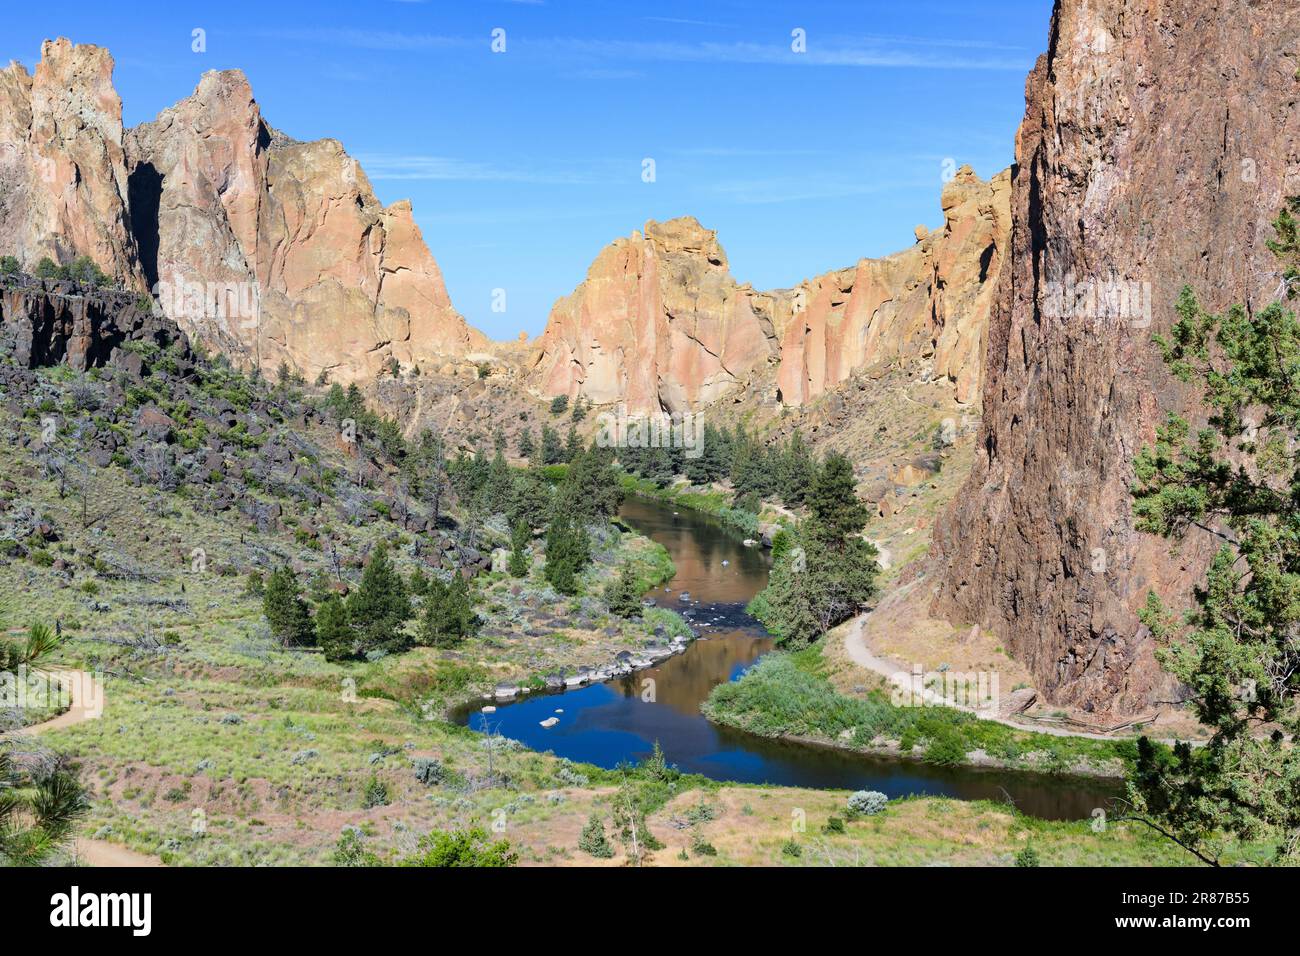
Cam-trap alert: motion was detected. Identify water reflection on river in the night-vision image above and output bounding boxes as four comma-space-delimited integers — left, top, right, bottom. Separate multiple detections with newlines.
457, 497, 1118, 821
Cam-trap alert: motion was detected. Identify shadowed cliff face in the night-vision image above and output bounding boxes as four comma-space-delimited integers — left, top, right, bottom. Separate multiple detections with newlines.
928, 0, 1300, 716
529, 168, 1009, 415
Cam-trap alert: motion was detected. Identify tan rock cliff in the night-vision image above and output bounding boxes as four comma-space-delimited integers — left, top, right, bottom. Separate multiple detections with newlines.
774, 166, 1009, 407
0, 39, 139, 284
530, 169, 1008, 414
528, 217, 775, 414
127, 69, 486, 383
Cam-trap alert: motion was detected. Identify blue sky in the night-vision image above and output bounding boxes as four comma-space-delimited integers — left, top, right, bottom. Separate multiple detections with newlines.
4, 0, 1053, 339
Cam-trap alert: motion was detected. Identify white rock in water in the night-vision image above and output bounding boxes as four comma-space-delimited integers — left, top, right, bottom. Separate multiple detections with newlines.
540, 717, 559, 729
555, 708, 564, 714
482, 706, 497, 713
743, 538, 757, 547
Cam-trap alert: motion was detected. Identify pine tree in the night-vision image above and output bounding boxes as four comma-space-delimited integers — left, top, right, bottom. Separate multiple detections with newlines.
1126, 200, 1300, 865
517, 428, 536, 461
263, 566, 316, 647
508, 521, 531, 577
347, 541, 412, 654
777, 430, 815, 507
807, 452, 869, 544
541, 425, 564, 465
315, 593, 354, 662
603, 563, 643, 618
563, 424, 583, 463
417, 572, 479, 648
544, 514, 590, 595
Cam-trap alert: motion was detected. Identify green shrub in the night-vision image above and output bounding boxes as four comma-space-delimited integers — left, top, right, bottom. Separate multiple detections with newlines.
361, 775, 390, 809
1015, 844, 1040, 867
578, 813, 614, 858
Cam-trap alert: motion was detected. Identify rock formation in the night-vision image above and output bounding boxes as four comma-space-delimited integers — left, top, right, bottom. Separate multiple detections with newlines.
0, 273, 189, 372
127, 69, 486, 383
773, 166, 1008, 407
530, 168, 1008, 413
928, 0, 1300, 715
528, 217, 775, 414
0, 39, 140, 284
1, 40, 485, 386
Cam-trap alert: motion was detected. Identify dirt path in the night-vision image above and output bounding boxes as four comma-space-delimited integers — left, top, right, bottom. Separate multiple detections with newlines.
3, 669, 163, 867
840, 614, 1174, 743
0, 669, 103, 738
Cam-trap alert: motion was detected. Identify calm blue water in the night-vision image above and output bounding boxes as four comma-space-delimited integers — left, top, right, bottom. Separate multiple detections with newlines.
456, 498, 1117, 820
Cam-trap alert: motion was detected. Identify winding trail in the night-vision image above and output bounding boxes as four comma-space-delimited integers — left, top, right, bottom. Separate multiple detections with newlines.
841, 615, 1177, 743
4, 669, 162, 867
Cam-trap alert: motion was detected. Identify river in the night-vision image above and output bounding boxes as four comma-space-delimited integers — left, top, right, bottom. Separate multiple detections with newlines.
458, 496, 1118, 821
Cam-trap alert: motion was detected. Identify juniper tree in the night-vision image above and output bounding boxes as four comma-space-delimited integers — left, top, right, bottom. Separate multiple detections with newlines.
541, 424, 564, 465
517, 428, 536, 461
603, 563, 643, 618
508, 521, 531, 577
262, 566, 316, 647
1128, 200, 1300, 865
806, 452, 870, 544
418, 572, 479, 648
544, 513, 590, 595
315, 594, 354, 663
347, 541, 412, 654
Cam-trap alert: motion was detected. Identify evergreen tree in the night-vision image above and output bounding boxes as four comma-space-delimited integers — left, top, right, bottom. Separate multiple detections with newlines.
417, 572, 479, 648
555, 447, 622, 522
506, 469, 553, 531
315, 594, 354, 662
603, 563, 643, 618
263, 566, 316, 647
757, 519, 878, 647
544, 514, 591, 595
483, 448, 513, 514
541, 424, 564, 465
517, 428, 536, 461
347, 541, 412, 654
777, 430, 815, 507
807, 452, 869, 544
508, 520, 531, 577
1126, 200, 1300, 865
563, 424, 584, 463
685, 422, 729, 485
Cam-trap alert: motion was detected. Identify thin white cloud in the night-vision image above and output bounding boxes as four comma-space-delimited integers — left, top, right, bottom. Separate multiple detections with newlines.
260, 28, 1031, 71
542, 37, 1031, 71
259, 28, 469, 52
356, 154, 605, 185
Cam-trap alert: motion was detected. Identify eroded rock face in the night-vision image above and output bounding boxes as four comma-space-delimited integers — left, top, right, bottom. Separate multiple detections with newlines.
528, 217, 775, 414
774, 166, 1009, 407
127, 70, 486, 383
0, 42, 484, 385
532, 171, 1008, 414
0, 275, 190, 371
0, 39, 140, 284
928, 0, 1300, 715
